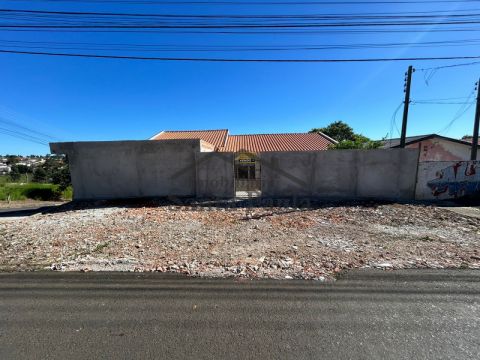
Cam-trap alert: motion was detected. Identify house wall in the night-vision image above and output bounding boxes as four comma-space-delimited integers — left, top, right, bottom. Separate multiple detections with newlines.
415, 161, 480, 200
200, 140, 215, 152
196, 152, 234, 198
406, 138, 470, 162
260, 149, 419, 200
50, 140, 200, 200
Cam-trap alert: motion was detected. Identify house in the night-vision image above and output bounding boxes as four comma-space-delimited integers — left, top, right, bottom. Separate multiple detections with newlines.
150, 129, 336, 194
0, 164, 11, 174
382, 134, 473, 162
150, 129, 336, 152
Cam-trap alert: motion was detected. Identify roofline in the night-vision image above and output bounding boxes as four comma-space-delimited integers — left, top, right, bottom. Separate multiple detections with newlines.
389, 134, 472, 148
160, 129, 229, 133
316, 131, 338, 144
149, 130, 164, 140
221, 130, 229, 148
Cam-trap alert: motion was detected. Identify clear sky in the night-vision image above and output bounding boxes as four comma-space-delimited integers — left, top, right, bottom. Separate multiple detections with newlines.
1, 0, 480, 155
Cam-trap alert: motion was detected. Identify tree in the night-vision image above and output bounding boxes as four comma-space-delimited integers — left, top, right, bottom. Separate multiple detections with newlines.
8, 166, 20, 182
310, 121, 382, 150
32, 167, 47, 183
12, 164, 31, 174
310, 121, 356, 142
51, 166, 71, 190
5, 155, 20, 166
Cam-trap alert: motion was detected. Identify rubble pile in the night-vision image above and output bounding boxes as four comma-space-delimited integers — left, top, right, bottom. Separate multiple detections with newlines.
1, 201, 479, 280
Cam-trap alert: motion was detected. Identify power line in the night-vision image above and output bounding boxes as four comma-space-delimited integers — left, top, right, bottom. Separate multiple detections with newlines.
2, 21, 480, 29
0, 126, 50, 146
7, 0, 480, 4
418, 60, 480, 70
413, 100, 475, 104
2, 48, 480, 62
3, 8, 480, 17
418, 60, 480, 84
3, 9, 480, 29
3, 38, 480, 52
0, 116, 59, 141
389, 102, 403, 140
438, 88, 476, 134
2, 26, 480, 34
414, 96, 472, 100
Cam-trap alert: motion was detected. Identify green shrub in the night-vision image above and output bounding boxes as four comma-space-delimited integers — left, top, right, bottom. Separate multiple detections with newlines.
0, 183, 69, 201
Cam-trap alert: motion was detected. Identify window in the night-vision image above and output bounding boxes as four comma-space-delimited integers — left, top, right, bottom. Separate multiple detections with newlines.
236, 164, 255, 179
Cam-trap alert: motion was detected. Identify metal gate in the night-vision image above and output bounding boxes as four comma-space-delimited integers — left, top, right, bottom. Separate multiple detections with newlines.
234, 151, 261, 196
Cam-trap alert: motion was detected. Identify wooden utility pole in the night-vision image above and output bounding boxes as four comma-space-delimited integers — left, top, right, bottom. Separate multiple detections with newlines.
471, 79, 480, 160
400, 65, 414, 148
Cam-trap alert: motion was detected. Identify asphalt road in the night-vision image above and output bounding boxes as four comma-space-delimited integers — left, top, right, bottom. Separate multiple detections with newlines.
0, 270, 479, 360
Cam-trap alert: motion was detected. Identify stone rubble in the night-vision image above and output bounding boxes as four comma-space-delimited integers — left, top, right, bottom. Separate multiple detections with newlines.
1, 200, 479, 280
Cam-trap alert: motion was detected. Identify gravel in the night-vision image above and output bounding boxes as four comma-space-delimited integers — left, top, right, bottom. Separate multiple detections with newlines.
1, 199, 479, 280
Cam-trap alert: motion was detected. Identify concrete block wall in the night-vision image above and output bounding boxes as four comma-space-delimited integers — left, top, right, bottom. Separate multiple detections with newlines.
51, 140, 421, 201
50, 140, 200, 200
260, 149, 419, 200
196, 152, 234, 198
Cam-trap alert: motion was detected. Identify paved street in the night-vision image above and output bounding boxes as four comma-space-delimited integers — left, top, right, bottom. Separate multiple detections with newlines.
0, 270, 479, 359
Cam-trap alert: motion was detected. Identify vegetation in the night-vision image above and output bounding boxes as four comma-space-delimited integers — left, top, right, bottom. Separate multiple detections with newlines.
1, 155, 72, 201
0, 183, 72, 201
310, 121, 383, 150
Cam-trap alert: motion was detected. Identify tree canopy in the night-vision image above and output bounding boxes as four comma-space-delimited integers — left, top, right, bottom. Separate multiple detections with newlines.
310, 121, 382, 150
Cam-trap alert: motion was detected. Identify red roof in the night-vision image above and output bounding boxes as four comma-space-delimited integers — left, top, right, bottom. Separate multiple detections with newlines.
221, 133, 333, 152
152, 129, 335, 152
151, 130, 228, 150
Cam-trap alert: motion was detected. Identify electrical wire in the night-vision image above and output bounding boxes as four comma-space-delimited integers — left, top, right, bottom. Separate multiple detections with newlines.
3, 9, 480, 30
389, 102, 403, 140
0, 126, 50, 146
2, 49, 480, 62
7, 0, 480, 5
3, 38, 480, 52
0, 116, 59, 141
437, 89, 477, 134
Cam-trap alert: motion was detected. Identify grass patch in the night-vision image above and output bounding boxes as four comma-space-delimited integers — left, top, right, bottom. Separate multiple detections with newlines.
61, 186, 73, 201
0, 183, 72, 201
93, 241, 110, 253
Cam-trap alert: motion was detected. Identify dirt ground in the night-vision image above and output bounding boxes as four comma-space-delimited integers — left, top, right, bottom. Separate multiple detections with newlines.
1, 199, 479, 280
0, 200, 66, 209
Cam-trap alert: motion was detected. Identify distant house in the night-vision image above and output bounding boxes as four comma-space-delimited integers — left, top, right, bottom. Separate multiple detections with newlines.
0, 164, 11, 174
382, 134, 473, 162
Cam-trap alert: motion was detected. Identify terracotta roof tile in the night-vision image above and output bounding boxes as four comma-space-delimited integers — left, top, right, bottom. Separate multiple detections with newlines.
221, 133, 334, 152
151, 129, 335, 152
151, 129, 228, 150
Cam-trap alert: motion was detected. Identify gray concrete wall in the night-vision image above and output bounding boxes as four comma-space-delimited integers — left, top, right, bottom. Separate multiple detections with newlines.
196, 152, 234, 198
261, 149, 419, 200
50, 140, 200, 200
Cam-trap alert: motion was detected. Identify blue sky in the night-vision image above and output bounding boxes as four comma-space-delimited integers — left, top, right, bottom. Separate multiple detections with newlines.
1, 0, 480, 155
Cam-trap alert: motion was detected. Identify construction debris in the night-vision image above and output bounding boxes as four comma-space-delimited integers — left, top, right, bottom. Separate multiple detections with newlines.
1, 200, 479, 280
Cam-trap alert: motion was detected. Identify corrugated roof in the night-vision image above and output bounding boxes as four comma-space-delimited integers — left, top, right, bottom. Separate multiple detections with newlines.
151, 129, 228, 150
222, 132, 334, 152
382, 134, 472, 148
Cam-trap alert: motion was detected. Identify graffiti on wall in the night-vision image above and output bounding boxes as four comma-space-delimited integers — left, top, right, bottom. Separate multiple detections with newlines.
427, 161, 480, 198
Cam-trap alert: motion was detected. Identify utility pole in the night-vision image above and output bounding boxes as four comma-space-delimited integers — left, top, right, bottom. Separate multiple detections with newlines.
400, 65, 414, 148
471, 79, 480, 160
